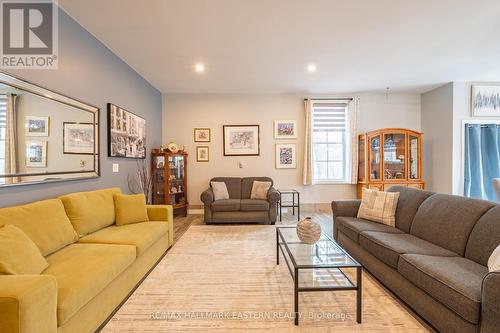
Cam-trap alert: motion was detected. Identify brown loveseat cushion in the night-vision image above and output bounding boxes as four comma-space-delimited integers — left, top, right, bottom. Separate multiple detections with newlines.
359, 231, 457, 268
211, 199, 241, 212
240, 199, 269, 212
398, 254, 488, 324
336, 217, 403, 243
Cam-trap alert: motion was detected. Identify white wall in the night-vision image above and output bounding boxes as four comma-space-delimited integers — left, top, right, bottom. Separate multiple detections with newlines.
421, 83, 454, 193
163, 93, 421, 205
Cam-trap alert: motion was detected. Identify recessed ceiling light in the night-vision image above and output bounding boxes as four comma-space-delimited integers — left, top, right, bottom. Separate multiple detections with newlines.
194, 63, 205, 73
307, 64, 317, 73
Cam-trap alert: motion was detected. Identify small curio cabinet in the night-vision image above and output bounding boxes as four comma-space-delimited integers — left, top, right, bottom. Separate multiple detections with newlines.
357, 128, 424, 198
151, 150, 188, 216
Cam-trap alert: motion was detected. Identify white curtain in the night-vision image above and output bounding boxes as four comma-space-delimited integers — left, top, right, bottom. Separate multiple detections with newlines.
347, 97, 359, 184
5, 93, 18, 184
302, 99, 313, 185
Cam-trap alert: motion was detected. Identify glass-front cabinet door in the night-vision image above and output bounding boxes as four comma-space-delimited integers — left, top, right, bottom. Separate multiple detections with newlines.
167, 155, 186, 207
369, 135, 381, 180
408, 135, 420, 180
153, 155, 166, 204
358, 136, 366, 182
383, 133, 406, 180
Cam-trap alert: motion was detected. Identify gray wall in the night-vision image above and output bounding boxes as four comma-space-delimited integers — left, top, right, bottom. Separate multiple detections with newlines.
0, 9, 162, 207
421, 83, 454, 194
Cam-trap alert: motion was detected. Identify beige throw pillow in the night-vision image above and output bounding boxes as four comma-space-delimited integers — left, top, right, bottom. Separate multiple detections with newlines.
211, 181, 229, 201
251, 181, 272, 200
488, 245, 500, 272
357, 188, 400, 226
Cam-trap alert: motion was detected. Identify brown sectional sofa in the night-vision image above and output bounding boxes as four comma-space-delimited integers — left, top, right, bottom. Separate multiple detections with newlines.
201, 177, 280, 224
332, 186, 500, 333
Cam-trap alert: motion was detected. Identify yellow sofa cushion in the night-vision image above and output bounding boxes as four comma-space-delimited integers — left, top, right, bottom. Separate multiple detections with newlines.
59, 188, 121, 237
0, 199, 78, 256
114, 194, 149, 225
0, 225, 48, 274
43, 243, 135, 326
78, 222, 168, 257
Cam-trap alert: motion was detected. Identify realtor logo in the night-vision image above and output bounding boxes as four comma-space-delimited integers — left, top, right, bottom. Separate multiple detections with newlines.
1, 0, 58, 69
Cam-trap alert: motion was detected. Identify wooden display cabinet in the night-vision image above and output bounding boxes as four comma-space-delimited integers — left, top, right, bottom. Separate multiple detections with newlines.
357, 128, 424, 198
151, 150, 188, 216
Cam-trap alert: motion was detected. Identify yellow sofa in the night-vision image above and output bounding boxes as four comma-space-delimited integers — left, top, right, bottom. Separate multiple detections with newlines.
0, 188, 174, 333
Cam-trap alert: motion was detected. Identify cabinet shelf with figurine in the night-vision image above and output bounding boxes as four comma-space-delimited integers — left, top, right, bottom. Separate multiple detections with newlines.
151, 149, 188, 216
357, 128, 424, 198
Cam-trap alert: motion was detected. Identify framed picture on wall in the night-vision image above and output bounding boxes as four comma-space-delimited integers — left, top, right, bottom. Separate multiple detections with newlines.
196, 146, 209, 162
472, 85, 500, 117
26, 141, 47, 167
26, 116, 49, 136
107, 103, 146, 158
274, 120, 297, 139
194, 128, 211, 142
223, 125, 260, 156
63, 122, 95, 155
276, 143, 296, 169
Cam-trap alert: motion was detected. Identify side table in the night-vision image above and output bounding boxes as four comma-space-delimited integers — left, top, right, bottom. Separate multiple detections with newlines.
277, 189, 300, 222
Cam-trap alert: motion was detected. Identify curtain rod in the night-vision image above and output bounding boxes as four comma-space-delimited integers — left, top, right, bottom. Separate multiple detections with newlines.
304, 98, 353, 101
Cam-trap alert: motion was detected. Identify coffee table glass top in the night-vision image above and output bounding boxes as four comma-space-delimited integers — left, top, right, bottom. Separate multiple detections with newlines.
277, 227, 360, 268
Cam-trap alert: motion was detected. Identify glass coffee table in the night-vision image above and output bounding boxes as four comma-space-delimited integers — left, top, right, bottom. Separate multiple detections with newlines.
276, 226, 362, 325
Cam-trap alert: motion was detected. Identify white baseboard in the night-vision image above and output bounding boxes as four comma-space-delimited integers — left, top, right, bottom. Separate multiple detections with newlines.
188, 208, 204, 215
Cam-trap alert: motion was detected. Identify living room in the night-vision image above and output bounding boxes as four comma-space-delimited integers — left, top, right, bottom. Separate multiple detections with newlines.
0, 1, 499, 333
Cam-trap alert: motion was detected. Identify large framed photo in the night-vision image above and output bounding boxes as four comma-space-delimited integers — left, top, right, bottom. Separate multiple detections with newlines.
276, 143, 296, 169
107, 103, 146, 158
223, 125, 260, 156
26, 141, 47, 167
194, 128, 211, 142
274, 120, 297, 139
63, 122, 95, 155
472, 85, 500, 117
26, 116, 49, 136
196, 146, 209, 162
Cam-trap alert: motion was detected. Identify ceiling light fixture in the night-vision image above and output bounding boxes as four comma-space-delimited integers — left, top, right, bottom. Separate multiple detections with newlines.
307, 64, 317, 73
194, 63, 205, 73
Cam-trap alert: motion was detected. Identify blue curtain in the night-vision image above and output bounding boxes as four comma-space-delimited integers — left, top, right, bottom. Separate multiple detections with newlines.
464, 124, 500, 201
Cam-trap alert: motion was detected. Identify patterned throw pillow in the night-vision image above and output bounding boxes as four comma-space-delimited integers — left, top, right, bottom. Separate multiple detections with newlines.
251, 181, 272, 200
211, 181, 230, 201
357, 188, 400, 226
488, 245, 500, 272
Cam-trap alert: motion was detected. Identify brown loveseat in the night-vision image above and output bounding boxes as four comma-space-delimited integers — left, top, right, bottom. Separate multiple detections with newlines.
200, 177, 280, 224
332, 186, 500, 333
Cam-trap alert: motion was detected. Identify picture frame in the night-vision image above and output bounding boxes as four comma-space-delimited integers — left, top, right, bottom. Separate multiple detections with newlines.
472, 85, 500, 117
63, 122, 95, 155
194, 128, 211, 142
223, 125, 260, 156
26, 116, 49, 136
276, 143, 296, 169
25, 141, 47, 167
107, 103, 146, 158
196, 146, 209, 162
274, 120, 297, 139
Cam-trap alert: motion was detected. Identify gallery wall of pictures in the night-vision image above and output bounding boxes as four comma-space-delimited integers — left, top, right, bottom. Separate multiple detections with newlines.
274, 120, 297, 169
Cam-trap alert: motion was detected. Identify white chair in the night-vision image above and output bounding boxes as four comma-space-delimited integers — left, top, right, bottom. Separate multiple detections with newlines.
493, 178, 500, 202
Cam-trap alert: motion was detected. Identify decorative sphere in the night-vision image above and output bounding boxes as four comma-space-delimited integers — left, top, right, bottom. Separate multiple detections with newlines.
296, 217, 322, 244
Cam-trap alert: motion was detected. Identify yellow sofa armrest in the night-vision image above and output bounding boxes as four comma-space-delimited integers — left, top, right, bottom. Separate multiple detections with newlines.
0, 275, 58, 333
147, 205, 174, 246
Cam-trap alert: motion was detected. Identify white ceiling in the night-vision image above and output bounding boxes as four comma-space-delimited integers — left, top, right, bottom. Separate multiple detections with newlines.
60, 0, 500, 94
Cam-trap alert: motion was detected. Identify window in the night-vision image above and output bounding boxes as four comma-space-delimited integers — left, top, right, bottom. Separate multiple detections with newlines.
0, 94, 6, 176
311, 100, 351, 184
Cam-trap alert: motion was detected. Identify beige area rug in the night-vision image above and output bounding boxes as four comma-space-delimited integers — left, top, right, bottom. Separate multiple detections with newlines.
102, 225, 431, 332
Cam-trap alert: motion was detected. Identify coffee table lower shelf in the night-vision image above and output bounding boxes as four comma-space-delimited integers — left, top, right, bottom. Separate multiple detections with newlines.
276, 227, 363, 325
